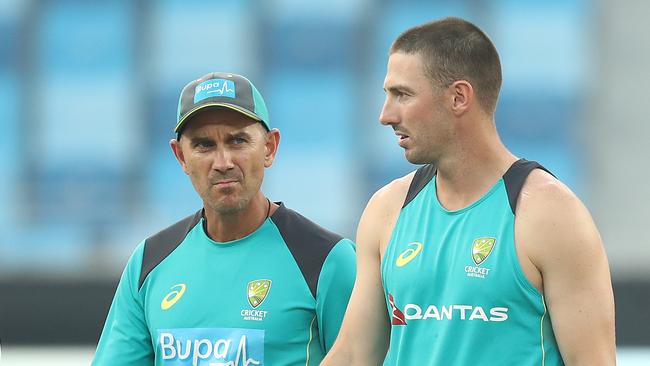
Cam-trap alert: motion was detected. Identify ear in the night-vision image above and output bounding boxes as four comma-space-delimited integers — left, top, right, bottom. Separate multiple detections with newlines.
170, 138, 190, 175
263, 129, 281, 168
450, 80, 473, 116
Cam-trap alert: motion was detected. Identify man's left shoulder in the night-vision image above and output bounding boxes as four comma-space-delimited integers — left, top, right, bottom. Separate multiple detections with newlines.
270, 204, 354, 298
270, 205, 347, 251
516, 168, 600, 254
518, 168, 583, 214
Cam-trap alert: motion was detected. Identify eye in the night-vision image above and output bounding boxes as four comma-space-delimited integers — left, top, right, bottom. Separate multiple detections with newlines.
230, 135, 250, 145
396, 91, 409, 100
193, 139, 215, 149
388, 88, 409, 101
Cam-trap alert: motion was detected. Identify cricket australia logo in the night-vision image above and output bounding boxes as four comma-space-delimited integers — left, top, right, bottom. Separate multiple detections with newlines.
248, 280, 271, 308
472, 237, 496, 265
241, 280, 271, 321
465, 237, 497, 279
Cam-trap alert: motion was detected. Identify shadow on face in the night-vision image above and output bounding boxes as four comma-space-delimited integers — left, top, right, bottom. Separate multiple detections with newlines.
178, 107, 267, 142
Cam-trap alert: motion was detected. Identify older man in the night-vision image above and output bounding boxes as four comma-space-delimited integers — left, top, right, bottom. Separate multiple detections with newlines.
93, 72, 356, 366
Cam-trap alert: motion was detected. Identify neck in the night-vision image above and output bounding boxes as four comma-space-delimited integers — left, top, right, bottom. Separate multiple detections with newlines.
435, 115, 518, 210
203, 193, 273, 242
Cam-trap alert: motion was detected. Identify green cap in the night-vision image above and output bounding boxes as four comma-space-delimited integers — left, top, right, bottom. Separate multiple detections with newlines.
175, 72, 270, 136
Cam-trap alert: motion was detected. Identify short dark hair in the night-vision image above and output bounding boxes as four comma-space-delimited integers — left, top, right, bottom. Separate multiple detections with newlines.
390, 17, 502, 114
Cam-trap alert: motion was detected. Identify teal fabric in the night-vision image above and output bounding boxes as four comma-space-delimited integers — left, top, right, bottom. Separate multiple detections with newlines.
381, 174, 564, 365
250, 82, 270, 129
93, 217, 356, 366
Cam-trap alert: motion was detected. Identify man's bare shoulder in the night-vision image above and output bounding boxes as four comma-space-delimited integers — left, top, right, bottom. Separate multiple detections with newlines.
515, 170, 614, 366
516, 168, 601, 268
366, 170, 417, 213
517, 168, 582, 215
357, 170, 418, 256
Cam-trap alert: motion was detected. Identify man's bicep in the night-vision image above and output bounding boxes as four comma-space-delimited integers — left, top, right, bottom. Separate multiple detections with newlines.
92, 243, 155, 366
528, 193, 615, 365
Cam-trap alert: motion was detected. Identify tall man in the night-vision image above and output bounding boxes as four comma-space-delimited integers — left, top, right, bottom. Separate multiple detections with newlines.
93, 72, 356, 365
322, 17, 615, 365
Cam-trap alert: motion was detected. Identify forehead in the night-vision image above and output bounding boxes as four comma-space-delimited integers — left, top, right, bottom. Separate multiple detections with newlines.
384, 52, 428, 89
183, 108, 262, 135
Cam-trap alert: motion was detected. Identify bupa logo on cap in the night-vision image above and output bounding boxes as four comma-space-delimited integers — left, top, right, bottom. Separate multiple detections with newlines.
194, 78, 236, 104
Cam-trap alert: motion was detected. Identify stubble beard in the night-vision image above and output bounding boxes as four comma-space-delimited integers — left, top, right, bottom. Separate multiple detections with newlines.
206, 189, 251, 216
404, 140, 440, 166
403, 139, 427, 165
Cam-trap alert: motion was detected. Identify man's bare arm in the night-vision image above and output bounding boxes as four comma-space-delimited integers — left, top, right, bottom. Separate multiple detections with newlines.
517, 171, 616, 365
322, 175, 412, 365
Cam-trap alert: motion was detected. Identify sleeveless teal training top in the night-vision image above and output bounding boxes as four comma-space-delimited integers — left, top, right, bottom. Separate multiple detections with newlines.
381, 159, 564, 365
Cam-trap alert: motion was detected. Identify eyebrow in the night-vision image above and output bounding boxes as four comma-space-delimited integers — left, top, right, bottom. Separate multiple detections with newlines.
187, 130, 255, 144
230, 131, 253, 140
384, 84, 415, 94
188, 136, 213, 145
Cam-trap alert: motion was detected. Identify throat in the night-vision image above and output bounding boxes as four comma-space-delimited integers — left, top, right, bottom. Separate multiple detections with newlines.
434, 168, 507, 212
434, 153, 518, 211
203, 198, 271, 242
435, 180, 497, 211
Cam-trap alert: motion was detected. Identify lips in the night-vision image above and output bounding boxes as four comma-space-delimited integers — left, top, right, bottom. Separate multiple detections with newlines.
395, 131, 410, 147
212, 180, 240, 189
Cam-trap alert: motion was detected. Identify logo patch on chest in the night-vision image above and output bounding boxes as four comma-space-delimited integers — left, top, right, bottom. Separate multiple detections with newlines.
247, 280, 271, 308
395, 242, 423, 267
161, 284, 187, 310
472, 237, 496, 265
241, 280, 271, 321
465, 237, 497, 279
157, 327, 264, 365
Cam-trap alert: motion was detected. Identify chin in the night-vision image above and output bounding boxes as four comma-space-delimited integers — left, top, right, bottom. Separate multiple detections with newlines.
405, 146, 438, 165
207, 196, 249, 215
404, 151, 426, 165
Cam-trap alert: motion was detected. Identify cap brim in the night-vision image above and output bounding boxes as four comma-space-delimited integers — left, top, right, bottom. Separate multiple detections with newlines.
174, 103, 264, 133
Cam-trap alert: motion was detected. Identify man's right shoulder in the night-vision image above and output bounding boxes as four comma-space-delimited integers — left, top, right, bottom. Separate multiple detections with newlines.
367, 165, 429, 211
361, 169, 418, 228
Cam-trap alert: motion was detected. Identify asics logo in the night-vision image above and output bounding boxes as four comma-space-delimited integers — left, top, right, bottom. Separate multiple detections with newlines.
161, 284, 187, 310
396, 242, 423, 267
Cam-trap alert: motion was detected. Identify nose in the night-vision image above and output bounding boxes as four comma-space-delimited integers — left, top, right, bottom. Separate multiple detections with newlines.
211, 147, 235, 173
379, 96, 399, 126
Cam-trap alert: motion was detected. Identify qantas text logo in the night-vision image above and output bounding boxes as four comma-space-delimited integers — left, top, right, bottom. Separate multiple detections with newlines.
388, 295, 508, 323
403, 303, 508, 322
